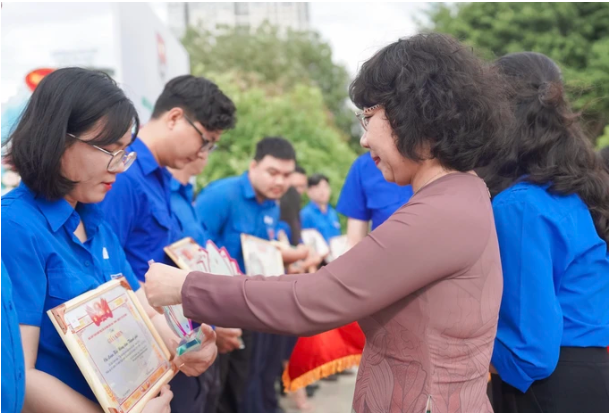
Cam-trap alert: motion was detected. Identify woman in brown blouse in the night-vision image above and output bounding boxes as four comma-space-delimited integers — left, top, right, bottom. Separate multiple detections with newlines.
145, 33, 510, 413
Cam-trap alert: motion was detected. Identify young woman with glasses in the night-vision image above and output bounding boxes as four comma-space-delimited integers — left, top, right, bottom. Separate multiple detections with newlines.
1, 67, 218, 413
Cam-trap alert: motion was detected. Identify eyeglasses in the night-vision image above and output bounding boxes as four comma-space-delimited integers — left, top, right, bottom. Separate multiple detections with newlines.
68, 134, 137, 173
355, 104, 381, 131
183, 115, 217, 152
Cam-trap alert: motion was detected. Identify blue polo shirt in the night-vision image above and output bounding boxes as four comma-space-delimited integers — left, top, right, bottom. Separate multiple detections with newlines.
491, 181, 609, 393
336, 153, 413, 229
300, 202, 341, 242
100, 138, 182, 281
170, 178, 208, 246
194, 172, 279, 272
1, 183, 140, 402
276, 221, 293, 245
2, 261, 25, 414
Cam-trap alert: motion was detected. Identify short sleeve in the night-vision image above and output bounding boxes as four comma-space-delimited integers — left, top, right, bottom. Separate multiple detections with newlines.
336, 157, 370, 221
0, 219, 47, 327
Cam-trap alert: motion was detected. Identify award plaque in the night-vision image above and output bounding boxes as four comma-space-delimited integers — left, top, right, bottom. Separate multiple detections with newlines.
241, 234, 285, 276
47, 278, 175, 413
301, 229, 330, 258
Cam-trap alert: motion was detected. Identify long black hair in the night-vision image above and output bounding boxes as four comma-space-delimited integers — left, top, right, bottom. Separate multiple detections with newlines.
3, 67, 139, 200
482, 52, 609, 246
280, 186, 302, 246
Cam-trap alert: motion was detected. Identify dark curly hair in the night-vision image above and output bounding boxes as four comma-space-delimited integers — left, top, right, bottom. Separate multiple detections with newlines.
481, 52, 609, 246
349, 33, 511, 172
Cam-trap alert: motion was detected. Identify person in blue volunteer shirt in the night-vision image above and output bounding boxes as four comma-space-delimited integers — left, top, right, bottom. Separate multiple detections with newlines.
195, 137, 296, 413
168, 152, 244, 413
483, 52, 609, 412
301, 173, 341, 242
336, 152, 413, 248
100, 74, 236, 413
0, 67, 221, 412
1, 261, 25, 414
168, 154, 210, 246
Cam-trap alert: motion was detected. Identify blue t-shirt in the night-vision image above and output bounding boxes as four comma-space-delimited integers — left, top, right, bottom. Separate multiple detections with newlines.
1, 261, 25, 414
491, 181, 609, 393
336, 153, 413, 230
276, 220, 293, 245
194, 172, 279, 272
1, 183, 140, 402
170, 178, 208, 246
100, 138, 182, 281
300, 201, 341, 242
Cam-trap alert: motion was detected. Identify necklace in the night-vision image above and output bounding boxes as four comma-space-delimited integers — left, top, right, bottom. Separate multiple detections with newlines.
414, 170, 452, 195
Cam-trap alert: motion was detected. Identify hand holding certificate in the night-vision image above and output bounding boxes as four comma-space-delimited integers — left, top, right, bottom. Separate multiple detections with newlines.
47, 278, 175, 413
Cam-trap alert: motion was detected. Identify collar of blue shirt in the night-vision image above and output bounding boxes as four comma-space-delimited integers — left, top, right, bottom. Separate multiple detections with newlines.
130, 138, 161, 176
170, 177, 194, 200
308, 200, 330, 215
19, 182, 104, 235
240, 171, 258, 200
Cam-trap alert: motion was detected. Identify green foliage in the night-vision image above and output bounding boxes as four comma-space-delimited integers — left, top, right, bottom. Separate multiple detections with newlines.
597, 125, 609, 150
182, 23, 361, 152
425, 2, 609, 142
195, 71, 358, 207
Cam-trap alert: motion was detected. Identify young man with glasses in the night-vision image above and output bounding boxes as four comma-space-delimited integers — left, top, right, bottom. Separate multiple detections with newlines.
100, 75, 236, 413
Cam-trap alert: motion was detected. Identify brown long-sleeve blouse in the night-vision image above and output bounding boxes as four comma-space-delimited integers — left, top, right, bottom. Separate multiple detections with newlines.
182, 173, 503, 412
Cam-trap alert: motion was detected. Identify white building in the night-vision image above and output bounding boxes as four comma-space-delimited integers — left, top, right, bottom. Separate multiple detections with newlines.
168, 2, 310, 38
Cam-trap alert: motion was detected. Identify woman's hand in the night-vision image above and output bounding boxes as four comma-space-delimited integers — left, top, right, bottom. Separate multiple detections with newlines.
172, 324, 218, 376
141, 385, 173, 413
144, 263, 188, 308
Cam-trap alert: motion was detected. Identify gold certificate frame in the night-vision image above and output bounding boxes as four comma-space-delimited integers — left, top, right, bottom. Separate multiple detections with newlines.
241, 234, 285, 276
164, 237, 210, 273
47, 278, 175, 413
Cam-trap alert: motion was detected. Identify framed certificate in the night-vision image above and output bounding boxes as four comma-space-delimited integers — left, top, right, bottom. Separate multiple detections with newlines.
164, 237, 210, 273
241, 234, 285, 276
301, 229, 330, 258
328, 235, 348, 262
165, 237, 241, 276
47, 278, 175, 413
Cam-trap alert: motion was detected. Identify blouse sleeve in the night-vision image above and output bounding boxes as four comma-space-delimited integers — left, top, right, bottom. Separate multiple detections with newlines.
182, 191, 492, 336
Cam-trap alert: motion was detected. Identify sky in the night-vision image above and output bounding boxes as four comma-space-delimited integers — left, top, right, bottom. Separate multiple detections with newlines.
1, 2, 433, 106
149, 2, 433, 76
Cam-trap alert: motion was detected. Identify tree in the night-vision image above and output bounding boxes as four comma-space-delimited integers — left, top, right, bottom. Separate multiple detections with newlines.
425, 2, 609, 143
182, 23, 361, 152
597, 125, 609, 150
195, 71, 358, 208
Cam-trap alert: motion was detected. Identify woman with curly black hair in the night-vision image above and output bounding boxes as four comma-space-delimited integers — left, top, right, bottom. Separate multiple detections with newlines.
143, 33, 512, 413
484, 52, 609, 412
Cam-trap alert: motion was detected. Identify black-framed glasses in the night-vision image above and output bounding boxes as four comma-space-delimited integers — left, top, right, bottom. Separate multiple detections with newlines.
183, 115, 217, 152
68, 134, 137, 173
355, 104, 381, 131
